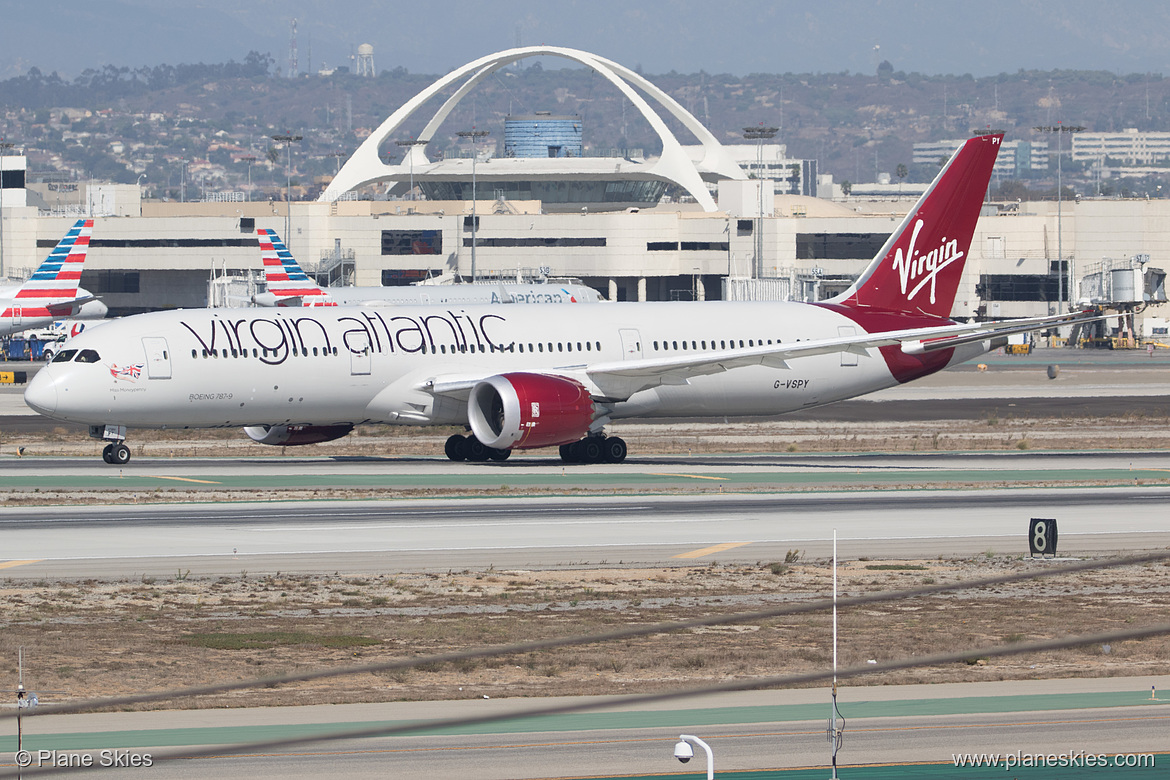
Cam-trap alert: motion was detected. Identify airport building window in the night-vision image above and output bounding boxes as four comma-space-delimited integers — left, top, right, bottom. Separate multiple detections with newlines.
381, 230, 442, 255
680, 241, 730, 251
796, 233, 888, 260
977, 274, 1060, 301
647, 241, 679, 251
88, 271, 140, 294
462, 236, 607, 248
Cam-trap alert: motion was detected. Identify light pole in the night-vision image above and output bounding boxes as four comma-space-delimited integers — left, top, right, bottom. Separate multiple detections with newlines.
239, 155, 257, 201
395, 138, 427, 200
456, 129, 489, 282
271, 133, 302, 242
673, 735, 713, 779
1033, 123, 1084, 313
743, 125, 778, 279
0, 140, 14, 280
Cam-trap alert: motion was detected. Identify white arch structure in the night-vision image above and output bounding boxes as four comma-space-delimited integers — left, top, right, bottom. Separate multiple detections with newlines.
319, 46, 746, 210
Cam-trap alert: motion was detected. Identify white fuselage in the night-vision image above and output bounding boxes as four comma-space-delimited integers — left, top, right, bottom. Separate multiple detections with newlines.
25, 301, 986, 431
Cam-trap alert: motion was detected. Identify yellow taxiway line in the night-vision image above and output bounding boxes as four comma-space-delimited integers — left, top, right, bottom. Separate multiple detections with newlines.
142, 475, 223, 484
0, 560, 42, 570
673, 541, 752, 559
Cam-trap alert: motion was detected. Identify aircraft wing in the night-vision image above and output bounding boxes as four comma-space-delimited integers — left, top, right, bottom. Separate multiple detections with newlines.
421, 309, 1104, 403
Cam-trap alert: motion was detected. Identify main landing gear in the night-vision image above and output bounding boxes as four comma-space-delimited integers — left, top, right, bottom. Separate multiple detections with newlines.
102, 442, 131, 465
443, 433, 628, 464
559, 435, 627, 464
444, 434, 512, 462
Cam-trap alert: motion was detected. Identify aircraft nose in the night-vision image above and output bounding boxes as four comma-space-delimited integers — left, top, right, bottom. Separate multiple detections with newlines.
24, 370, 58, 416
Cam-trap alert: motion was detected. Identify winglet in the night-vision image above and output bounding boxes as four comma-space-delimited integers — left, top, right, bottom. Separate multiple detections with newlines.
829, 134, 1002, 318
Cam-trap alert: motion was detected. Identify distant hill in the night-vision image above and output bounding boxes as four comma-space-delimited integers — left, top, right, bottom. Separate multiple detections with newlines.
3, 56, 1169, 189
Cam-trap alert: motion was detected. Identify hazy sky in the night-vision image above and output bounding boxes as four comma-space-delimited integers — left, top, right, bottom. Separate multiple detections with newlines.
3, 0, 1170, 80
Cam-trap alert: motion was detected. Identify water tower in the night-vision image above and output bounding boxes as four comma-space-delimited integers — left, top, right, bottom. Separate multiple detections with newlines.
357, 44, 375, 77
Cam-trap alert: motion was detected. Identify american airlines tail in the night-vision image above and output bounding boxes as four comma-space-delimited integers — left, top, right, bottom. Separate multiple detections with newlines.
829, 134, 1002, 318
1, 218, 102, 336
257, 228, 335, 307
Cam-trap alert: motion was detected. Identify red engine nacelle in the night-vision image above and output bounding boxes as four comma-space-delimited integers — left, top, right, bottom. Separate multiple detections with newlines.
243, 423, 354, 446
468, 373, 595, 450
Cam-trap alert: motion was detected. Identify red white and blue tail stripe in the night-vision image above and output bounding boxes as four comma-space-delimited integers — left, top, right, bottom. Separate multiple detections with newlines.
258, 228, 336, 307
4, 218, 94, 318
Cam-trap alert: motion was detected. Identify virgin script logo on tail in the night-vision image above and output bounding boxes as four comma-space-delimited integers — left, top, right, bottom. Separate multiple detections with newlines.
891, 219, 964, 305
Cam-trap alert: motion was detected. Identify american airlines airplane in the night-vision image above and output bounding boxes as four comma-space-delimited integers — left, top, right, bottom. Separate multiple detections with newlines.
1, 219, 107, 337
250, 228, 602, 307
24, 135, 1096, 466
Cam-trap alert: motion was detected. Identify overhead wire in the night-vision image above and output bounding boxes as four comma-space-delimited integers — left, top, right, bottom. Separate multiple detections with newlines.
3, 621, 1168, 778
5, 551, 1166, 725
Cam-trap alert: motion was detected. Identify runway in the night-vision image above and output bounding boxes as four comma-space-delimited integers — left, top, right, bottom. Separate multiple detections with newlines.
5, 678, 1167, 778
3, 483, 1170, 578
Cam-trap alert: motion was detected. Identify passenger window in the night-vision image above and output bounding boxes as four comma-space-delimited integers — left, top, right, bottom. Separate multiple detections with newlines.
191, 349, 197, 359
691, 341, 697, 349
721, 340, 726, 349
748, 340, 754, 347
739, 340, 744, 348
53, 349, 78, 363
75, 349, 101, 363
595, 341, 600, 350
702, 341, 707, 349
672, 341, 678, 350
558, 343, 563, 352
538, 343, 544, 352
576, 342, 582, 351
586, 342, 591, 351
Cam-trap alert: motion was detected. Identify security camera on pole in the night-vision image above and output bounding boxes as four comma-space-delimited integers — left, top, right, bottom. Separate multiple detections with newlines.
673, 734, 713, 779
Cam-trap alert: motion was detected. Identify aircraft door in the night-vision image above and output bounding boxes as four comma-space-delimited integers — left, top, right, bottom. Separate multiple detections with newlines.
142, 337, 172, 379
11, 307, 21, 328
619, 328, 642, 359
838, 325, 858, 366
350, 332, 372, 375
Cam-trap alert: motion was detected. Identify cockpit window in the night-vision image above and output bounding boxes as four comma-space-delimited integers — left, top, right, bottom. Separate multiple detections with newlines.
52, 349, 78, 363
74, 349, 101, 363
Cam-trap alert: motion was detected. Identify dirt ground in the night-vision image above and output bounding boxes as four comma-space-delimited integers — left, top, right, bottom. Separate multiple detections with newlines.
2, 556, 1168, 710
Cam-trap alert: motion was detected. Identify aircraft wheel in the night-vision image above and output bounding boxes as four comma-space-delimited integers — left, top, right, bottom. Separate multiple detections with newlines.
444, 434, 468, 461
602, 436, 627, 463
465, 437, 490, 462
581, 438, 603, 463
559, 443, 579, 463
102, 444, 114, 464
488, 447, 511, 461
111, 443, 131, 465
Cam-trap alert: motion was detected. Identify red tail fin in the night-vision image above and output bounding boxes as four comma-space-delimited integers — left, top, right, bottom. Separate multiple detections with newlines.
831, 134, 1002, 317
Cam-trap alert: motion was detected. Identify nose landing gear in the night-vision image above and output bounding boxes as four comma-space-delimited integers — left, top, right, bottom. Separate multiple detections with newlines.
90, 424, 131, 465
102, 442, 131, 465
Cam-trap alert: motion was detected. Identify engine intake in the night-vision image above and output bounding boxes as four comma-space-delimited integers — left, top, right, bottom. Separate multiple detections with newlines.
243, 423, 354, 446
468, 373, 595, 450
